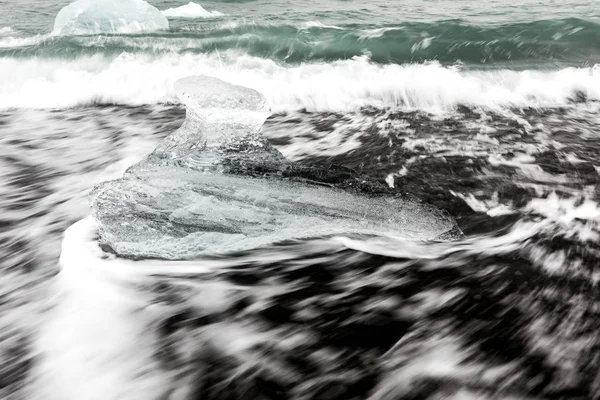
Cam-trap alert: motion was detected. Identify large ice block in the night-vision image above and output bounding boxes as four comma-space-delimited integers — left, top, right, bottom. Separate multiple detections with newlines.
53, 0, 169, 36
90, 76, 460, 259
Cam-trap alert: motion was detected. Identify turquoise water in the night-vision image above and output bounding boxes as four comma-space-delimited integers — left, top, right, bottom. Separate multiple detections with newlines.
5, 0, 600, 32
2, 0, 600, 66
1, 0, 599, 110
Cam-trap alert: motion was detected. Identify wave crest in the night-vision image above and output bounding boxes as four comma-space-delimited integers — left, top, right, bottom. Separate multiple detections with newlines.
0, 53, 598, 111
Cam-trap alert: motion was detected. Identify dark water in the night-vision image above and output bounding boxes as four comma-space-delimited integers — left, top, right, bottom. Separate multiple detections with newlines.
0, 106, 180, 399
0, 0, 599, 398
125, 105, 600, 399
2, 102, 599, 399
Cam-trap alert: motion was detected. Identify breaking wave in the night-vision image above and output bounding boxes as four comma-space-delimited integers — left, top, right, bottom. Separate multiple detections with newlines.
2, 18, 599, 65
0, 52, 598, 111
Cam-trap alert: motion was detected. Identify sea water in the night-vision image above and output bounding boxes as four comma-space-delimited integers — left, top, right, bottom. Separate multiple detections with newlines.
1, 0, 599, 399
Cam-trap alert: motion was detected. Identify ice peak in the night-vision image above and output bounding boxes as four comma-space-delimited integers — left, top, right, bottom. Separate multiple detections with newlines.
175, 76, 270, 116
155, 76, 272, 159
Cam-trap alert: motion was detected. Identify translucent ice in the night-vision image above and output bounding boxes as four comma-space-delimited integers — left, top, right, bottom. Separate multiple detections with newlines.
90, 76, 460, 259
154, 76, 271, 160
53, 0, 169, 36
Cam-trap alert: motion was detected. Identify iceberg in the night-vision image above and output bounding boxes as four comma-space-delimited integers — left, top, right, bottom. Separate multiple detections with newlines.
90, 76, 460, 260
162, 2, 224, 19
53, 0, 169, 36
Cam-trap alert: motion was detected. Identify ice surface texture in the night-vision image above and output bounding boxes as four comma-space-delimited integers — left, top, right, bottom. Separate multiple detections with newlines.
53, 0, 169, 36
90, 76, 460, 259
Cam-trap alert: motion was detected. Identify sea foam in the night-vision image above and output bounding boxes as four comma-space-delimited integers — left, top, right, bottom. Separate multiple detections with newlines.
31, 217, 170, 400
0, 53, 598, 111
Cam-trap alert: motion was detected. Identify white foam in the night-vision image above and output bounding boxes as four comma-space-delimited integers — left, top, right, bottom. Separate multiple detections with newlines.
488, 153, 570, 183
162, 2, 224, 18
0, 26, 13, 34
0, 34, 48, 48
299, 21, 344, 30
31, 217, 235, 400
0, 53, 598, 111
358, 27, 402, 39
31, 218, 168, 400
451, 191, 515, 217
525, 191, 600, 242
411, 37, 434, 53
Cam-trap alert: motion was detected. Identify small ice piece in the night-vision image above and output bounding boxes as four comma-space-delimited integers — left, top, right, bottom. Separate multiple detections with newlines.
162, 2, 224, 19
90, 76, 460, 259
53, 0, 169, 36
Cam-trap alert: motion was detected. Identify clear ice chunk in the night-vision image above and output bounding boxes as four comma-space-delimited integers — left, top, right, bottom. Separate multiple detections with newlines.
154, 76, 271, 161
90, 76, 460, 259
53, 0, 169, 36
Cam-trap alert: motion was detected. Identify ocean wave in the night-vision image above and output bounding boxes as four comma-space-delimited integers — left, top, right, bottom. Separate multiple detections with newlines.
2, 18, 599, 65
357, 26, 402, 39
0, 52, 598, 111
298, 21, 345, 30
0, 34, 48, 49
162, 2, 224, 19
